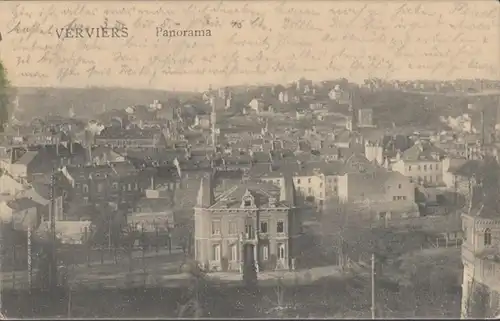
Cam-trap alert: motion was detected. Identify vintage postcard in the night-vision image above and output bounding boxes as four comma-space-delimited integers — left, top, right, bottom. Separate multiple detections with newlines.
0, 0, 499, 318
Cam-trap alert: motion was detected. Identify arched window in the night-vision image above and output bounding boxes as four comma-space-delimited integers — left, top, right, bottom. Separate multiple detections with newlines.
82, 184, 89, 193
484, 228, 492, 246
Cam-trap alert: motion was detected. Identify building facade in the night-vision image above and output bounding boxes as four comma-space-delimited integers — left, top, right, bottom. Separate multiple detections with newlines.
194, 175, 301, 273
461, 159, 500, 318
391, 140, 447, 186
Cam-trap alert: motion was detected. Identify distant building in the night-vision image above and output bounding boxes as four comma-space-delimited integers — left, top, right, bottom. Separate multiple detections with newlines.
391, 140, 447, 186
95, 128, 165, 149
337, 170, 418, 219
194, 175, 301, 272
357, 108, 375, 128
258, 161, 346, 206
248, 98, 273, 114
60, 162, 145, 218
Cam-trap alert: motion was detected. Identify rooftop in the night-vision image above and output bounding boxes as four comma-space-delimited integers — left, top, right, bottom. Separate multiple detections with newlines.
210, 180, 286, 210
401, 141, 446, 162
6, 197, 39, 211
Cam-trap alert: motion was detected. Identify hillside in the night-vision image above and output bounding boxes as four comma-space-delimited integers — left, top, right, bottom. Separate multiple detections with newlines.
11, 87, 200, 121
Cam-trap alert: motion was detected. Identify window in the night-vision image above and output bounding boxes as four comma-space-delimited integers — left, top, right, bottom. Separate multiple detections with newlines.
260, 221, 268, 233
262, 245, 269, 261
463, 227, 468, 240
128, 183, 132, 191
484, 228, 492, 246
319, 192, 323, 198
82, 184, 89, 193
277, 243, 285, 259
308, 187, 312, 194
378, 212, 387, 220
112, 182, 118, 190
244, 200, 251, 207
429, 164, 433, 170
308, 178, 312, 183
319, 183, 323, 188
418, 165, 421, 170
229, 221, 237, 235
436, 164, 439, 170
423, 165, 427, 171
230, 244, 237, 261
277, 220, 284, 233
212, 244, 221, 261
97, 183, 104, 193
297, 179, 301, 184
212, 221, 221, 235
135, 182, 138, 190
245, 224, 254, 239
408, 165, 412, 171
402, 196, 407, 200
398, 184, 402, 189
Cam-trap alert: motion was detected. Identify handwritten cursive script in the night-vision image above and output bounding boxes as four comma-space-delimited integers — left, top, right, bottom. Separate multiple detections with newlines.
0, 1, 498, 90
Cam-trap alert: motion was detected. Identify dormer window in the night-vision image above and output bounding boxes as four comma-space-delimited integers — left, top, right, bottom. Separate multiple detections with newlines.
241, 189, 255, 208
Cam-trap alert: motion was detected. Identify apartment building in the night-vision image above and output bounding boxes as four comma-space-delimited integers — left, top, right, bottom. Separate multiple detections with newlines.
391, 140, 447, 186
194, 174, 301, 273
257, 161, 346, 206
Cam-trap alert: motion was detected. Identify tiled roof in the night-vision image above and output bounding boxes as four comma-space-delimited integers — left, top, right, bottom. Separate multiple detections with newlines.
210, 181, 284, 209
344, 153, 380, 173
7, 197, 39, 211
260, 161, 346, 178
136, 197, 174, 212
65, 162, 138, 181
96, 127, 161, 139
14, 151, 38, 165
401, 141, 446, 162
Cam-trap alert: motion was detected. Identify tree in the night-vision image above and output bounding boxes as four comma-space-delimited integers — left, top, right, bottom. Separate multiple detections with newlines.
0, 60, 10, 132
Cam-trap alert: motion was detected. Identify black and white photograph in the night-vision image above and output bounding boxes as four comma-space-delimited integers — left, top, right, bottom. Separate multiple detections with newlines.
0, 0, 498, 318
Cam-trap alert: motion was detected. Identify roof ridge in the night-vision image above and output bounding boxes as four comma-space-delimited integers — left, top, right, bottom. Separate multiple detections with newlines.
214, 184, 239, 202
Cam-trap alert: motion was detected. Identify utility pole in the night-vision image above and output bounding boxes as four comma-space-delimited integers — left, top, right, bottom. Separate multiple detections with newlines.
28, 227, 32, 292
371, 253, 376, 319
